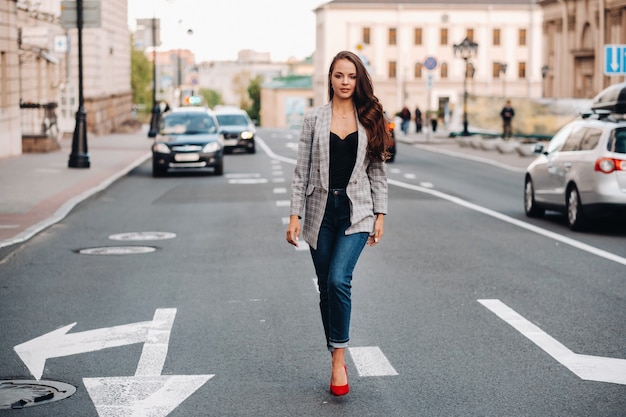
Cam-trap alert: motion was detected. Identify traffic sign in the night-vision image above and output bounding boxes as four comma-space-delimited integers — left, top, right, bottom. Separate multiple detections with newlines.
60, 1, 101, 29
424, 56, 438, 71
604, 45, 626, 75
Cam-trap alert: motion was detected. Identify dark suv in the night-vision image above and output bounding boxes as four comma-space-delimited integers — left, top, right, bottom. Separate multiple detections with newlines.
214, 107, 256, 154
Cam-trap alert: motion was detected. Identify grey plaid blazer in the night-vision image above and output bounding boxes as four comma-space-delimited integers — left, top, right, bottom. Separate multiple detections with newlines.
290, 103, 388, 250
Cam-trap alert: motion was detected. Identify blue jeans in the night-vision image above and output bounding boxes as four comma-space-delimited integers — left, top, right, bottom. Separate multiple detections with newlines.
310, 189, 368, 351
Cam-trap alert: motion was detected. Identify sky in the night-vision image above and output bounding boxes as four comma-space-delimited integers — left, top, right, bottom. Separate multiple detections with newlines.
128, 0, 327, 62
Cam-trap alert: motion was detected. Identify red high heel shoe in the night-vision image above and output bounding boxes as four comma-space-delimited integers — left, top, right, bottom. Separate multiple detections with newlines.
330, 365, 349, 396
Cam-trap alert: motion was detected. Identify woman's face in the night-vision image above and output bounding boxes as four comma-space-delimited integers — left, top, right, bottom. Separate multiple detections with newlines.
330, 58, 357, 100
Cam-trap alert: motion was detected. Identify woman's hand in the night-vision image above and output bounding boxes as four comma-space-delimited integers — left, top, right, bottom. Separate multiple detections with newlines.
286, 215, 301, 247
367, 214, 384, 246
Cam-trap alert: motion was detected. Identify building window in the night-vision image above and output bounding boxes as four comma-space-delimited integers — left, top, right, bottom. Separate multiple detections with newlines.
414, 62, 423, 79
466, 29, 474, 41
388, 61, 397, 79
440, 28, 448, 45
493, 29, 501, 46
389, 28, 397, 45
518, 62, 526, 78
363, 27, 370, 45
440, 62, 448, 79
414, 28, 422, 45
493, 62, 509, 78
519, 29, 527, 46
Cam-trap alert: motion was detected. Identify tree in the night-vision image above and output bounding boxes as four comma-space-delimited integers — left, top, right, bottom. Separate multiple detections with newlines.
130, 36, 152, 116
198, 88, 222, 108
246, 75, 262, 125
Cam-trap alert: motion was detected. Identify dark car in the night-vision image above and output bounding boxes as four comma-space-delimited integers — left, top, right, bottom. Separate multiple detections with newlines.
387, 117, 396, 162
152, 107, 224, 177
214, 107, 256, 154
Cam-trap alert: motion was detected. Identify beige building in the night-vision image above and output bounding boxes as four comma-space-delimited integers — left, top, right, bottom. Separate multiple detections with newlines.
312, 0, 544, 123
539, 0, 626, 99
0, 0, 132, 159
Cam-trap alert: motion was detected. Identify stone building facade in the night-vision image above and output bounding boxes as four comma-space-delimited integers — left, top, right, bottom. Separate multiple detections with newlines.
0, 0, 132, 159
539, 0, 626, 99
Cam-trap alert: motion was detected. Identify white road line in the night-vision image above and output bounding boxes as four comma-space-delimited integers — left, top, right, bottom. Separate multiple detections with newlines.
273, 187, 287, 194
281, 217, 290, 225
228, 178, 268, 184
348, 346, 398, 377
275, 200, 289, 207
388, 178, 626, 267
478, 299, 626, 385
403, 173, 416, 179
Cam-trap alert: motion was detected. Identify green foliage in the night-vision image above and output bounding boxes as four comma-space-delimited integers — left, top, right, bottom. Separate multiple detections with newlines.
198, 88, 222, 108
130, 35, 153, 109
246, 75, 262, 124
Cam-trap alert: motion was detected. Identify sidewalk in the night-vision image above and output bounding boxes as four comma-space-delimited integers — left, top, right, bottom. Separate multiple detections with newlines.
395, 128, 536, 171
0, 125, 536, 253
0, 126, 151, 252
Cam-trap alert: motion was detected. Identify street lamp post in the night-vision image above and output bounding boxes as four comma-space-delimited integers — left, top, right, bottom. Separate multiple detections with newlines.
148, 17, 160, 138
453, 37, 478, 136
68, 0, 90, 168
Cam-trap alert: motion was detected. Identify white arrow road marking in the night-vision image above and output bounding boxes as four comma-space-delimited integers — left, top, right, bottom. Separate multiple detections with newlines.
83, 375, 212, 417
479, 299, 626, 385
83, 309, 214, 417
14, 318, 154, 380
348, 346, 398, 377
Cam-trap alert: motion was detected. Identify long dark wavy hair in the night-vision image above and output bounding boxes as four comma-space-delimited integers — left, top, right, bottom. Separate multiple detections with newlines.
328, 51, 391, 162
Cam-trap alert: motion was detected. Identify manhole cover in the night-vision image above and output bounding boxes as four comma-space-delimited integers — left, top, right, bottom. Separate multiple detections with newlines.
108, 232, 176, 241
79, 246, 156, 255
0, 380, 76, 410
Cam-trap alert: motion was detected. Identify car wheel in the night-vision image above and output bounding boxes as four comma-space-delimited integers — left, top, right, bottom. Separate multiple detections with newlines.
566, 185, 586, 231
524, 178, 544, 217
152, 160, 167, 177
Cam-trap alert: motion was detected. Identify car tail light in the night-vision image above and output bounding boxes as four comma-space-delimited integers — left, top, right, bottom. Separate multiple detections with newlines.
595, 157, 625, 173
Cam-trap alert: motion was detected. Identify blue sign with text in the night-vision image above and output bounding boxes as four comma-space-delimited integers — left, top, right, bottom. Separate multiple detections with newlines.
604, 45, 626, 75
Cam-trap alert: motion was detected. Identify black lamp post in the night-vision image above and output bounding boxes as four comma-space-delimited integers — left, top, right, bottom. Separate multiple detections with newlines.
68, 0, 90, 168
148, 17, 160, 138
453, 37, 478, 136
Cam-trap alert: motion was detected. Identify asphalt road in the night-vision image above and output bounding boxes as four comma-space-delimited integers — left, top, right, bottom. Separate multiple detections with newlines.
0, 128, 624, 416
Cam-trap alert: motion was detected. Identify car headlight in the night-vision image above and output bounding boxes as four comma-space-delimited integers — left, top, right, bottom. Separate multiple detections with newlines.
153, 143, 171, 154
202, 142, 221, 153
241, 131, 254, 140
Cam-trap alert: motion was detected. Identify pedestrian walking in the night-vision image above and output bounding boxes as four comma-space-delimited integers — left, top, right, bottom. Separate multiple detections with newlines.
414, 106, 422, 133
500, 99, 515, 139
400, 106, 411, 135
286, 50, 390, 397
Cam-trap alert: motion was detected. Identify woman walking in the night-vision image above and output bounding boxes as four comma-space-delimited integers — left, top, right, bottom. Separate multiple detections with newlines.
286, 50, 390, 396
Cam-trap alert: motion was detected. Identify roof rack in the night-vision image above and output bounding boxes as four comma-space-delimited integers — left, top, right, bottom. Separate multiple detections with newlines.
580, 108, 612, 120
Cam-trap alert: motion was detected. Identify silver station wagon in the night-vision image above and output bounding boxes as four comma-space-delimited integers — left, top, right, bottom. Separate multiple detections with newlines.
524, 97, 626, 230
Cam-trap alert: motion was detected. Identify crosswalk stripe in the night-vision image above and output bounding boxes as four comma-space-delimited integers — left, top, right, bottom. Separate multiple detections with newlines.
348, 346, 398, 377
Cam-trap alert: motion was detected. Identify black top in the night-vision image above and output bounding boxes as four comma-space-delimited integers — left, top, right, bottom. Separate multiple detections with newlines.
329, 131, 358, 189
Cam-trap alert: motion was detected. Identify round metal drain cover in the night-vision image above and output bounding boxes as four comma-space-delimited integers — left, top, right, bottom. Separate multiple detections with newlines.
0, 380, 76, 410
79, 246, 156, 255
108, 231, 176, 241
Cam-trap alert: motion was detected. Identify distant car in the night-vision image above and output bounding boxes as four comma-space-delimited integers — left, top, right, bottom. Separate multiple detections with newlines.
214, 107, 256, 154
524, 90, 626, 230
152, 107, 224, 177
385, 112, 396, 162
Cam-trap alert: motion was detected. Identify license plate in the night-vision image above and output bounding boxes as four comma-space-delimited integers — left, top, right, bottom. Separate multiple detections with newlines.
175, 153, 199, 162
224, 139, 238, 146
